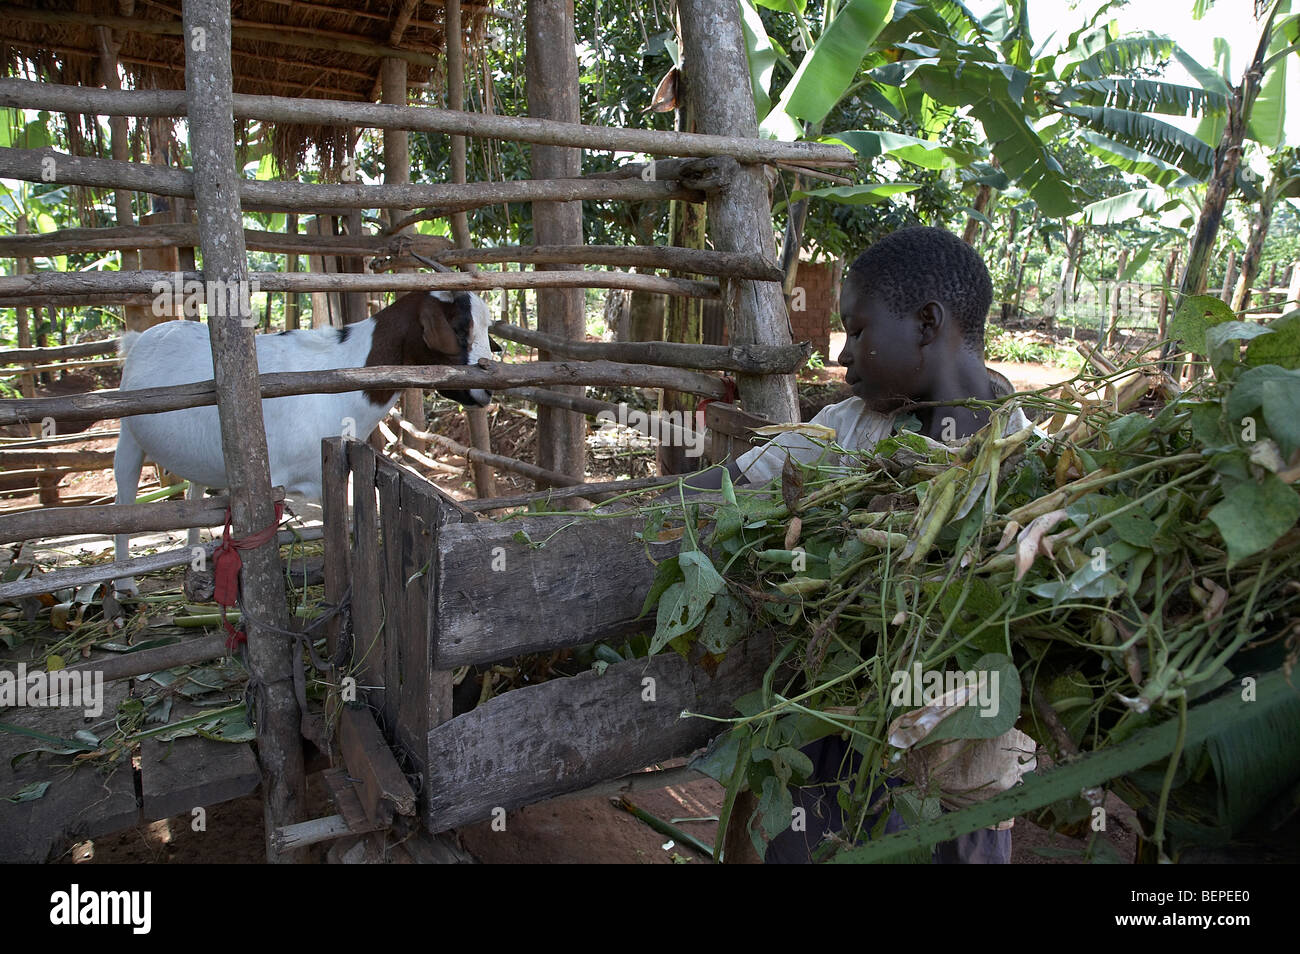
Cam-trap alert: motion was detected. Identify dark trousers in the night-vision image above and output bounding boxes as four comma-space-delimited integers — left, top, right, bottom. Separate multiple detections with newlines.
764, 736, 1011, 864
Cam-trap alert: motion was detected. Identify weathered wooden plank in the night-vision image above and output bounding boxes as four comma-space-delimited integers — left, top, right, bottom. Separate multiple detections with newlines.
139, 735, 261, 822
422, 634, 773, 832
338, 705, 417, 826
433, 513, 680, 668
320, 438, 351, 661
393, 473, 438, 772
349, 444, 384, 712
705, 401, 769, 466
376, 463, 404, 734
0, 671, 138, 862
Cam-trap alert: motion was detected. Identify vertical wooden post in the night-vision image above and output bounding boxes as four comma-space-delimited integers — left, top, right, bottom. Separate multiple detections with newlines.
96, 22, 151, 333
678, 0, 798, 425
285, 213, 300, 329
14, 215, 38, 438
306, 215, 339, 328
445, 0, 498, 497
526, 0, 587, 483
182, 0, 302, 862
343, 208, 368, 323
381, 56, 431, 446
1287, 260, 1300, 311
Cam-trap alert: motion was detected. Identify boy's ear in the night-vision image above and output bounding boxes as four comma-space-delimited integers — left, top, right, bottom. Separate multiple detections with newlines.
916, 300, 946, 346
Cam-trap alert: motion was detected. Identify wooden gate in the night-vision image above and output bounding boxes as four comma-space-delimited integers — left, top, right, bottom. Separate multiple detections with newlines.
321, 437, 772, 836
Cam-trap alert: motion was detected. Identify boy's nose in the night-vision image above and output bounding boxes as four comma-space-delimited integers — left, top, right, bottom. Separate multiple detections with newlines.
837, 341, 851, 366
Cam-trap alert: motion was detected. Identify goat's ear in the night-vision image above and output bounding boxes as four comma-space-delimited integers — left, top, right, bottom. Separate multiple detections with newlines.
418, 295, 460, 355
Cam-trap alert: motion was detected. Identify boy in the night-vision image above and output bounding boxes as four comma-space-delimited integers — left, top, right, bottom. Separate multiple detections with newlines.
689, 226, 1035, 863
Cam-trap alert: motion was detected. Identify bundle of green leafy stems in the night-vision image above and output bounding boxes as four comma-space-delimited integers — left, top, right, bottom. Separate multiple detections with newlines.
499, 348, 1300, 862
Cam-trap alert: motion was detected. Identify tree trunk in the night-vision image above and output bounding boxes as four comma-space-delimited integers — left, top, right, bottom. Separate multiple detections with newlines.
678, 0, 797, 425
1220, 248, 1237, 305
1172, 8, 1275, 345
527, 0, 586, 483
182, 0, 301, 863
1232, 169, 1278, 312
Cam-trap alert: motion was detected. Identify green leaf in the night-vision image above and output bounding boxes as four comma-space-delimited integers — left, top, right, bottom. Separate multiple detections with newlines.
650, 551, 727, 654
923, 653, 1022, 742
2, 780, 51, 803
1059, 78, 1227, 117
756, 774, 795, 847
1061, 33, 1177, 81
1080, 187, 1173, 226
786, 182, 920, 206
826, 129, 975, 170
1208, 475, 1300, 566
698, 593, 749, 655
1169, 294, 1236, 355
1061, 105, 1215, 181
1078, 131, 1199, 189
739, 0, 777, 123
914, 61, 1077, 216
639, 555, 684, 619
1226, 364, 1300, 457
1245, 311, 1300, 369
777, 0, 896, 125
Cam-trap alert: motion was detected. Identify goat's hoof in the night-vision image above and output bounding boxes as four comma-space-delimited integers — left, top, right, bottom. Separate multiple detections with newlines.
113, 578, 140, 598
184, 567, 216, 603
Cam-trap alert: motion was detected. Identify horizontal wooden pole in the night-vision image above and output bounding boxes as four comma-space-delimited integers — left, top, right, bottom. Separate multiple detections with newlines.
0, 293, 156, 309
0, 7, 441, 66
462, 474, 683, 512
0, 488, 285, 544
0, 268, 719, 301
0, 338, 120, 362
0, 360, 729, 426
0, 79, 857, 166
0, 447, 114, 470
434, 244, 782, 281
492, 322, 807, 372
0, 525, 323, 601
1, 357, 121, 375
0, 148, 704, 213
0, 222, 453, 258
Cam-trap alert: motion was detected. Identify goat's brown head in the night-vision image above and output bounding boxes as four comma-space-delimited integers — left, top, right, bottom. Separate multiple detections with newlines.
366, 290, 495, 408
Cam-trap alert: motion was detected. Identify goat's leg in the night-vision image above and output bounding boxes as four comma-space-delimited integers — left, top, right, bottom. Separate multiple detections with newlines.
185, 479, 207, 552
112, 427, 146, 596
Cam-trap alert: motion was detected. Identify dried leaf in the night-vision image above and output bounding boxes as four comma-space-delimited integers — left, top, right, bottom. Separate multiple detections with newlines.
646, 68, 679, 113
1015, 509, 1069, 580
781, 455, 804, 513
887, 674, 986, 749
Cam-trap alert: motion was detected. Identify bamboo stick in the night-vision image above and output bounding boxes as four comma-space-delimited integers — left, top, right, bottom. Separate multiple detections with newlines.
0, 359, 730, 426
460, 474, 682, 511
0, 79, 856, 165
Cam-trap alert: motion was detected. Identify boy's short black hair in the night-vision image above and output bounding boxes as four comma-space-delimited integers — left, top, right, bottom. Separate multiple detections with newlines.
846, 226, 992, 351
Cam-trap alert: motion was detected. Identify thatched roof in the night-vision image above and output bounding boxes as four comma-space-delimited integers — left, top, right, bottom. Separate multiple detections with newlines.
0, 0, 492, 175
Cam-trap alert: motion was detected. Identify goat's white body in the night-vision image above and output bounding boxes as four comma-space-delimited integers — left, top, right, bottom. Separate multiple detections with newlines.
116, 318, 392, 498
112, 291, 493, 592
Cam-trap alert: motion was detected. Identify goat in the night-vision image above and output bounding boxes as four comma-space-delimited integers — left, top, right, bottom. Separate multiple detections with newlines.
112, 289, 494, 593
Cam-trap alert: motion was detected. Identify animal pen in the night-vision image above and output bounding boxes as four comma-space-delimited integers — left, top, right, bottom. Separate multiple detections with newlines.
0, 0, 854, 861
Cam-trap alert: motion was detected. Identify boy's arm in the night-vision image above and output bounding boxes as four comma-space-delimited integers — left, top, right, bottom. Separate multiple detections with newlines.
669, 457, 747, 498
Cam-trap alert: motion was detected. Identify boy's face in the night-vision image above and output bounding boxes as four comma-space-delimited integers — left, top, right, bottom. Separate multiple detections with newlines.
837, 277, 934, 412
